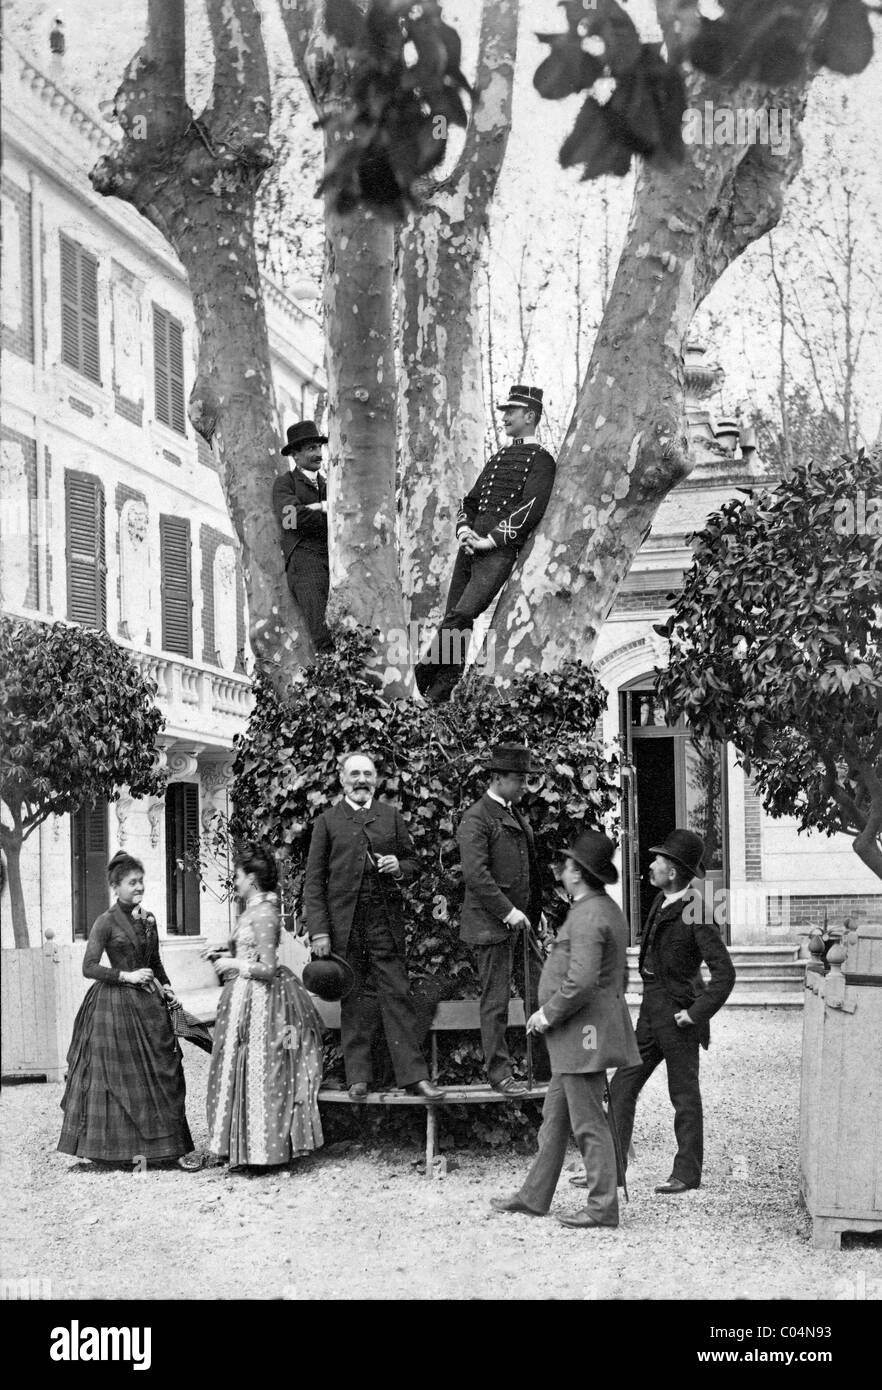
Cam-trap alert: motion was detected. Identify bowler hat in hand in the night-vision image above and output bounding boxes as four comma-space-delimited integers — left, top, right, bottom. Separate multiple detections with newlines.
649, 829, 706, 880
282, 420, 328, 455
302, 952, 355, 1001
489, 742, 534, 774
559, 829, 618, 885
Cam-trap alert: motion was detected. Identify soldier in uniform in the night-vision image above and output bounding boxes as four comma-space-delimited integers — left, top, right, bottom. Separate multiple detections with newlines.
415, 384, 556, 703
271, 421, 331, 651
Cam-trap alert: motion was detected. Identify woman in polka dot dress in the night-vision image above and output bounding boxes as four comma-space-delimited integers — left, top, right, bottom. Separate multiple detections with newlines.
203, 846, 324, 1170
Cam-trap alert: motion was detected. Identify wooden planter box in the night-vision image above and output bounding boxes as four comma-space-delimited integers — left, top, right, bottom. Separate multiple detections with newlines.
799, 922, 882, 1249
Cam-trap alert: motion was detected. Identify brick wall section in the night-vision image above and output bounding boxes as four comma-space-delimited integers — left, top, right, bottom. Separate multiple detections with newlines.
610, 589, 675, 613
1, 177, 34, 362
196, 435, 220, 473
0, 425, 39, 608
768, 894, 882, 930
114, 391, 143, 426
744, 774, 763, 881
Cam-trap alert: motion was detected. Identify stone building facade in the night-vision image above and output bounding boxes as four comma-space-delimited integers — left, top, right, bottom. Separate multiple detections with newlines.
1, 43, 324, 947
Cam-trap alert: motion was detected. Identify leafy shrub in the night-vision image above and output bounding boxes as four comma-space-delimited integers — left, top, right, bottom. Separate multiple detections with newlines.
230, 629, 618, 1144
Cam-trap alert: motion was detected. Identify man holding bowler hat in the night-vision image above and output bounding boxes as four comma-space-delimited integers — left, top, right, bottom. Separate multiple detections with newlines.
608, 828, 736, 1194
272, 420, 331, 651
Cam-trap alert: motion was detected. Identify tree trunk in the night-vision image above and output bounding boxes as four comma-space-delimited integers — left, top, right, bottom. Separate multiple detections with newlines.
285, 0, 408, 695
91, 0, 313, 694
397, 0, 518, 630
0, 825, 29, 948
492, 74, 816, 676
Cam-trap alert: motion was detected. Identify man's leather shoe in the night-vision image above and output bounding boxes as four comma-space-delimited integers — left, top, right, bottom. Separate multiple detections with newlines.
555, 1210, 618, 1229
410, 1079, 446, 1099
348, 1083, 369, 1100
492, 1076, 528, 1097
654, 1177, 699, 1194
490, 1195, 545, 1217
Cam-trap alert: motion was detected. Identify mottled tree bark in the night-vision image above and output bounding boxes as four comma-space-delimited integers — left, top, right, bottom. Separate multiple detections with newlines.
492, 65, 820, 677
284, 0, 409, 696
0, 822, 29, 948
397, 0, 518, 630
91, 0, 312, 695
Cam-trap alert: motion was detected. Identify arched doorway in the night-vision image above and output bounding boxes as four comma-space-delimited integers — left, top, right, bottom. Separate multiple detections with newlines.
619, 675, 729, 943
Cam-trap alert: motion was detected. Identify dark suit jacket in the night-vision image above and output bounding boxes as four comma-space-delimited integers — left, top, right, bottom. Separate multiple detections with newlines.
82, 903, 169, 985
304, 799, 419, 955
271, 467, 328, 563
539, 890, 641, 1074
639, 888, 736, 1047
457, 794, 543, 946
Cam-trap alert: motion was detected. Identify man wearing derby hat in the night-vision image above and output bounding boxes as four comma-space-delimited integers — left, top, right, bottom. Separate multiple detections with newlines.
491, 831, 640, 1227
608, 829, 735, 1194
272, 420, 332, 651
416, 385, 556, 704
457, 743, 549, 1095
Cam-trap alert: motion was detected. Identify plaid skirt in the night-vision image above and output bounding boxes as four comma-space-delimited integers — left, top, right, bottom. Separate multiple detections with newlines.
58, 982, 193, 1162
206, 965, 324, 1167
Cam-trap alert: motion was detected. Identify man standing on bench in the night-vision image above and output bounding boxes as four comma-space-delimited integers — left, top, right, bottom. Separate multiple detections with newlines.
458, 743, 548, 1096
305, 751, 445, 1102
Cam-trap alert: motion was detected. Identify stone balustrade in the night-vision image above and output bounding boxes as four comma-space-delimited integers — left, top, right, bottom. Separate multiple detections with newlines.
127, 650, 253, 741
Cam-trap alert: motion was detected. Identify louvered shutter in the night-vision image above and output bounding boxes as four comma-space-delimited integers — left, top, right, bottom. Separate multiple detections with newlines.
60, 236, 100, 382
65, 471, 106, 628
71, 799, 109, 939
160, 514, 192, 656
153, 305, 170, 427
154, 306, 186, 434
60, 236, 80, 370
165, 783, 201, 935
168, 317, 186, 433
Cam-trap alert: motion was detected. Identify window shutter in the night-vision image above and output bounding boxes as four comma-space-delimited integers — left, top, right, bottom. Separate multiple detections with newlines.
79, 250, 100, 383
153, 305, 170, 427
65, 471, 106, 628
168, 317, 186, 433
160, 514, 192, 656
154, 306, 186, 435
60, 236, 100, 382
60, 236, 80, 370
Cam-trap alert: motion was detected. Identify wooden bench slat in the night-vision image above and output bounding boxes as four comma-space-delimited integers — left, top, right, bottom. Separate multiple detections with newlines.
318, 1084, 548, 1106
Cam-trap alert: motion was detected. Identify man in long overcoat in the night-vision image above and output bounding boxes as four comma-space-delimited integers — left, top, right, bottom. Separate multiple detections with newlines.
304, 750, 444, 1100
608, 829, 736, 1194
272, 420, 331, 651
458, 743, 547, 1095
491, 831, 640, 1228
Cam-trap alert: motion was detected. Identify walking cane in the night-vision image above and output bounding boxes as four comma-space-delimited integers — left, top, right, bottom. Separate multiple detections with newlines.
604, 1075, 629, 1202
522, 922, 534, 1092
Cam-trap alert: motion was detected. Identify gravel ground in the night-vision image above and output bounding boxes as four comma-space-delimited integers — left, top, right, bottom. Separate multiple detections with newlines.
2, 1009, 879, 1301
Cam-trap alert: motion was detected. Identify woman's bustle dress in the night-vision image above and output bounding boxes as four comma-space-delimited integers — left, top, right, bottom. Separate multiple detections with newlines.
206, 891, 324, 1167
58, 902, 193, 1162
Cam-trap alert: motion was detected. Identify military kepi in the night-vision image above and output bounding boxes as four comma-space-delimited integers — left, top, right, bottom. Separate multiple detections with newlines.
496, 383, 544, 418
282, 420, 328, 455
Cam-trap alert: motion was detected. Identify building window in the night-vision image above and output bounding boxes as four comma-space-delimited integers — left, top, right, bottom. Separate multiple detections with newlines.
60, 235, 100, 383
165, 783, 201, 935
65, 470, 107, 628
159, 514, 192, 657
153, 306, 186, 434
71, 800, 109, 939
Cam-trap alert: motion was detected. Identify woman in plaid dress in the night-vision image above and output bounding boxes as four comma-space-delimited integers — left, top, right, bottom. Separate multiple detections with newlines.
58, 853, 193, 1163
203, 847, 324, 1170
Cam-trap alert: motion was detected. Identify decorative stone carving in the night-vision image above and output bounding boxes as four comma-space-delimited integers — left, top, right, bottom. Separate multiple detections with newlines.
200, 758, 234, 831
114, 792, 134, 846
119, 497, 150, 646
146, 798, 165, 849
166, 749, 200, 781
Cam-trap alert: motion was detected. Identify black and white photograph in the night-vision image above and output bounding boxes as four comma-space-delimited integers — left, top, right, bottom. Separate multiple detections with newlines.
1, 0, 880, 1354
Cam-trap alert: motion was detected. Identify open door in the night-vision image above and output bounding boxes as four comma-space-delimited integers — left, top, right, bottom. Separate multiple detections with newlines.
619, 680, 728, 943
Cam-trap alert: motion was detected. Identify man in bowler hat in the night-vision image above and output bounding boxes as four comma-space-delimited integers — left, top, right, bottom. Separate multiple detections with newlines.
272, 421, 331, 651
491, 831, 640, 1227
304, 751, 445, 1100
416, 385, 556, 703
608, 829, 736, 1194
457, 743, 548, 1095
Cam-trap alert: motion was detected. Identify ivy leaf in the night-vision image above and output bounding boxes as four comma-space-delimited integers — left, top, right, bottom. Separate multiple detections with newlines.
814, 0, 874, 74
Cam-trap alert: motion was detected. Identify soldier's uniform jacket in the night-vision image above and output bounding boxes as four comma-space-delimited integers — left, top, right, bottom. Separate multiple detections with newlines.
456, 440, 556, 552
